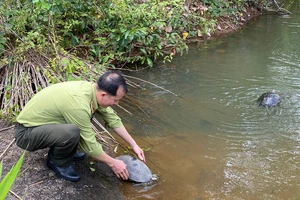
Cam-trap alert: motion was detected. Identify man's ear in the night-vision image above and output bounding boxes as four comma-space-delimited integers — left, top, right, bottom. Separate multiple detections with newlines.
99, 91, 107, 97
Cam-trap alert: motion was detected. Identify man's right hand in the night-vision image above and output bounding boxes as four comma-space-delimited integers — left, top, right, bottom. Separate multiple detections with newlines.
92, 151, 129, 180
110, 159, 129, 180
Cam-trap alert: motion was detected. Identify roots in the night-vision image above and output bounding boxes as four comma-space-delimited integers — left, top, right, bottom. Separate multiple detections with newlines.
0, 50, 49, 118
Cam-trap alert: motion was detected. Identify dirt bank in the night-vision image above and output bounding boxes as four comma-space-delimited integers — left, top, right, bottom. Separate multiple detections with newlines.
0, 120, 124, 200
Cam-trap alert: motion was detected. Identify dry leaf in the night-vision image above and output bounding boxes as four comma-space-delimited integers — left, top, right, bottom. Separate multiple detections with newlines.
165, 26, 173, 33
197, 29, 202, 37
184, 5, 189, 12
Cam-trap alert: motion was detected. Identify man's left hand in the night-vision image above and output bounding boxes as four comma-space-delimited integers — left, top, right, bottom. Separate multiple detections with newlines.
131, 145, 146, 163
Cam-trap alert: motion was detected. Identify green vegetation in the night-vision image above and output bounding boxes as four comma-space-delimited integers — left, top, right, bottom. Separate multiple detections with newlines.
0, 151, 25, 200
0, 0, 271, 119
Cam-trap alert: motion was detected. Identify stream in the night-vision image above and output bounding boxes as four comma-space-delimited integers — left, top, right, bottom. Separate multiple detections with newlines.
115, 2, 300, 199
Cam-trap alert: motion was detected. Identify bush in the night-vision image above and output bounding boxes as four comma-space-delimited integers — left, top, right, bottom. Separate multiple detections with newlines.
0, 0, 271, 118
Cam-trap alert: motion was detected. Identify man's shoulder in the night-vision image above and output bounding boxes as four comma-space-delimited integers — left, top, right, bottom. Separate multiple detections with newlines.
38, 81, 92, 105
52, 80, 91, 87
45, 81, 92, 93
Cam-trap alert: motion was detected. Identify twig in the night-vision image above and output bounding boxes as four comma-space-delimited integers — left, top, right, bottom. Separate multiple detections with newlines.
6, 28, 25, 43
115, 65, 150, 72
123, 96, 150, 118
123, 75, 179, 97
116, 104, 132, 115
28, 177, 51, 187
124, 74, 224, 114
272, 0, 292, 14
0, 125, 15, 132
272, 0, 281, 10
219, 17, 236, 30
48, 14, 61, 70
18, 166, 30, 177
0, 138, 16, 160
9, 190, 22, 200
92, 118, 118, 143
29, 180, 44, 187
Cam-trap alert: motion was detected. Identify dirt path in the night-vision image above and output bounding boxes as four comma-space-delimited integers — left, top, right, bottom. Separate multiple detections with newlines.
0, 120, 124, 200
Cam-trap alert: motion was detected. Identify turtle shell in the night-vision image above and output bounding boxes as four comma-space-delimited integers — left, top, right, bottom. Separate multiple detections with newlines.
257, 92, 281, 107
116, 155, 152, 183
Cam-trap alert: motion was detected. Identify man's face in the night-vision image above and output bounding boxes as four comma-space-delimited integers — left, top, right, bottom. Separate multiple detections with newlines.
97, 87, 125, 108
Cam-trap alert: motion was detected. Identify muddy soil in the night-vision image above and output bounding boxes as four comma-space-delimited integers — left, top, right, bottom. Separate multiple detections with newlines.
0, 120, 125, 200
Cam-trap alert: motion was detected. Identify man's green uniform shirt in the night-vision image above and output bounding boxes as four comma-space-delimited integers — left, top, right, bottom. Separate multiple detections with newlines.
17, 81, 123, 157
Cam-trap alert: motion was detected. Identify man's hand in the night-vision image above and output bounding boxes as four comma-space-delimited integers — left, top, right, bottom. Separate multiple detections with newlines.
131, 144, 146, 163
113, 125, 147, 163
110, 159, 129, 180
92, 151, 129, 180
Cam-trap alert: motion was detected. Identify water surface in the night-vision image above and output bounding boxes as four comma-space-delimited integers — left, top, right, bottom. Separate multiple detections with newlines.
116, 3, 300, 199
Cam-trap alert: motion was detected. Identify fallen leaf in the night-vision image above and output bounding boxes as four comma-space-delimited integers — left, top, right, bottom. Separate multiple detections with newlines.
197, 29, 202, 37
182, 32, 188, 40
199, 5, 208, 11
165, 26, 173, 33
184, 5, 189, 12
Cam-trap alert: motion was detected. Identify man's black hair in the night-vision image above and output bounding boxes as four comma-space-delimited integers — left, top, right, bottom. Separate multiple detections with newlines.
96, 71, 128, 96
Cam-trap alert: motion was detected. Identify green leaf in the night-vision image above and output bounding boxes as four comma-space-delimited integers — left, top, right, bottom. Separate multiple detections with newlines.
89, 167, 96, 172
0, 37, 6, 44
0, 44, 4, 55
71, 35, 79, 46
124, 31, 130, 40
0, 151, 25, 200
140, 48, 147, 55
142, 147, 151, 152
41, 2, 51, 10
146, 57, 153, 67
102, 55, 109, 63
61, 58, 70, 66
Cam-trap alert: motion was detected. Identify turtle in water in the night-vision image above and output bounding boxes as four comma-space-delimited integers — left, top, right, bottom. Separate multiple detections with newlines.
116, 155, 157, 183
257, 90, 281, 107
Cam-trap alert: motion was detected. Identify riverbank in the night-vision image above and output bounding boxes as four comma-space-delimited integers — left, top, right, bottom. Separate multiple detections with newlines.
0, 6, 263, 200
189, 4, 261, 42
0, 119, 125, 200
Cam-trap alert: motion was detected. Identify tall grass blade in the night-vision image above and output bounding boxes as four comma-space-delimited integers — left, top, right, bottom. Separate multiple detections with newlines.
0, 161, 2, 179
0, 151, 25, 200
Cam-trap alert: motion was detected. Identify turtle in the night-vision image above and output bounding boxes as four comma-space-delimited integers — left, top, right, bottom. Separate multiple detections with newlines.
116, 155, 155, 183
257, 90, 281, 107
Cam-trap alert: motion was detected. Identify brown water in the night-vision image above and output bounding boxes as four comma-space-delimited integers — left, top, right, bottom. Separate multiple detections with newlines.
115, 2, 300, 199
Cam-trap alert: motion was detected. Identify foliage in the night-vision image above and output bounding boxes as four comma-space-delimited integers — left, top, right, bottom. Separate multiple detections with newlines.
0, 0, 272, 64
0, 0, 272, 119
0, 151, 25, 200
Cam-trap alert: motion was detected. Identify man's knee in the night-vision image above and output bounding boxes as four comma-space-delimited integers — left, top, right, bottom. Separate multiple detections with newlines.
60, 124, 80, 144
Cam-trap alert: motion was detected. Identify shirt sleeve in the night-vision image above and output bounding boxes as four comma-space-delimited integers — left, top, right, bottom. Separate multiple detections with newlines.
96, 106, 123, 129
62, 108, 103, 157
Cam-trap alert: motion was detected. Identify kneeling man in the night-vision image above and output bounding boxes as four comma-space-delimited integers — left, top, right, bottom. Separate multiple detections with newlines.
14, 71, 145, 182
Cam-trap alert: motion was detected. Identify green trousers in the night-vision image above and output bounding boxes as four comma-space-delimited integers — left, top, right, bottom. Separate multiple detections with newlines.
14, 123, 80, 167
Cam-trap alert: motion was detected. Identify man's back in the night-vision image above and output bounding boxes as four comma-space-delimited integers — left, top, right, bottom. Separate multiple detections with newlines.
17, 81, 93, 127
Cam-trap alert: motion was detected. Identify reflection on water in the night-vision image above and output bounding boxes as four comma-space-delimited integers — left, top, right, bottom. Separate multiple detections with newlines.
120, 134, 213, 200
116, 2, 300, 199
